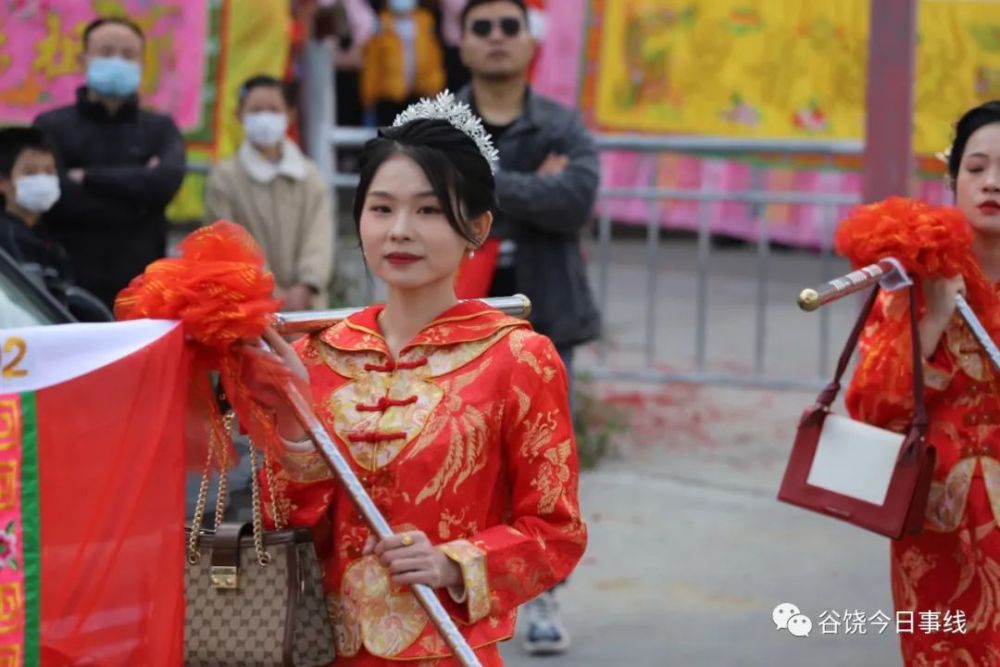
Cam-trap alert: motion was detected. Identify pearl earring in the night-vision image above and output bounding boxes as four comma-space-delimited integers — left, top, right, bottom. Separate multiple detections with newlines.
468, 248, 476, 259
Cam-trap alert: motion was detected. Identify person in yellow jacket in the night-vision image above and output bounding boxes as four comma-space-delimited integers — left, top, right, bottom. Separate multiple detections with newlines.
361, 0, 445, 127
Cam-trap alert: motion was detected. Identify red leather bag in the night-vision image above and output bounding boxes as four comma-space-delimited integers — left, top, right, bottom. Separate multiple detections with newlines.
778, 286, 936, 539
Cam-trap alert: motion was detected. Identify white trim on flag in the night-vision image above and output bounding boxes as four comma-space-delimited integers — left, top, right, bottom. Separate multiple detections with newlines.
0, 320, 181, 393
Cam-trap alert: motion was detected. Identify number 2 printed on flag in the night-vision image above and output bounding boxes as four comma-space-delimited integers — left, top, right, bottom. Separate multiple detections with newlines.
0, 338, 27, 379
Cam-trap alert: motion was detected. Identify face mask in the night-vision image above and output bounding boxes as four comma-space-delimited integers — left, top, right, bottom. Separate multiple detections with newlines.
388, 0, 417, 13
86, 57, 142, 98
14, 174, 60, 213
243, 112, 288, 147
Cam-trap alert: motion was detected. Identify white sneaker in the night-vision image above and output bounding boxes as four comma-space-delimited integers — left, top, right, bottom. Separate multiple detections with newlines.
523, 591, 570, 655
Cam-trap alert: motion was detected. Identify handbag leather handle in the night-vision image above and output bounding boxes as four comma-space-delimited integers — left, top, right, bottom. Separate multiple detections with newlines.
210, 521, 254, 571
907, 287, 928, 431
818, 284, 927, 433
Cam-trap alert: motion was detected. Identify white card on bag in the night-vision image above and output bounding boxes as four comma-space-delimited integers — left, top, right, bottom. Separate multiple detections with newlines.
806, 414, 906, 506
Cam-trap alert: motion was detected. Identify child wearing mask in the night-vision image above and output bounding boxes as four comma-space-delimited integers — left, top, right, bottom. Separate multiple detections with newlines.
361, 0, 446, 127
204, 75, 335, 311
0, 127, 74, 298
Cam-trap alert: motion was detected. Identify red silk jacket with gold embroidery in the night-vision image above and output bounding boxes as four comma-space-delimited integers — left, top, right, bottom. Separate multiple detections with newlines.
847, 290, 1000, 532
261, 301, 587, 661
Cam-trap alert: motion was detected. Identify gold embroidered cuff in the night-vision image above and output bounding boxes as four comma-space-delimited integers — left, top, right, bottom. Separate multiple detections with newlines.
439, 539, 490, 623
922, 357, 954, 392
282, 449, 334, 483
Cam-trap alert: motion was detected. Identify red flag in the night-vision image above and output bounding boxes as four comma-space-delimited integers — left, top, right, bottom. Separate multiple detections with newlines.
1, 320, 187, 666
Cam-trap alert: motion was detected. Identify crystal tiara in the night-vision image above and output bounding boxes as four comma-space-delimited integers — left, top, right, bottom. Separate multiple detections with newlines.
392, 90, 500, 174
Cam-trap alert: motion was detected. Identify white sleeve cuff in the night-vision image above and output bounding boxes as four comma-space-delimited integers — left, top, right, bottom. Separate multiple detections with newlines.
282, 436, 315, 453
447, 585, 468, 604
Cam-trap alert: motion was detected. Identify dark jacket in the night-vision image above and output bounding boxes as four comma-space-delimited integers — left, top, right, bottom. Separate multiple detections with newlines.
0, 208, 74, 290
34, 87, 186, 307
460, 87, 601, 348
0, 208, 112, 321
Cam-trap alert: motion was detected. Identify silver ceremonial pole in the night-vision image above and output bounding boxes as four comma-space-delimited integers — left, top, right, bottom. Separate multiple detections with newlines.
798, 259, 1000, 372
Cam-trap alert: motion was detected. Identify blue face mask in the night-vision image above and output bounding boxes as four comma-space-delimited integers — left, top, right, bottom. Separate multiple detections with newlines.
388, 0, 417, 13
86, 57, 142, 98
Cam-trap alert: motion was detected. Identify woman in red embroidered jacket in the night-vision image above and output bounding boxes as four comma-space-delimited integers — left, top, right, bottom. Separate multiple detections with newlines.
251, 93, 586, 665
846, 101, 1000, 664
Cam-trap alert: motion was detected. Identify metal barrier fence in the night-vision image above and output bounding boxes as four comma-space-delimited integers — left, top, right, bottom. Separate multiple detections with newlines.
591, 136, 862, 391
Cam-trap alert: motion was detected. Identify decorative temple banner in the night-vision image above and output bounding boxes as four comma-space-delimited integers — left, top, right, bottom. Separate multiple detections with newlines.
532, 0, 1000, 245
592, 2, 868, 140
0, 320, 187, 665
0, 0, 208, 131
914, 0, 1000, 156
584, 0, 1000, 157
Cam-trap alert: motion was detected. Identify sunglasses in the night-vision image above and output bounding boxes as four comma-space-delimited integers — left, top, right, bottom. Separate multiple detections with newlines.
470, 17, 523, 38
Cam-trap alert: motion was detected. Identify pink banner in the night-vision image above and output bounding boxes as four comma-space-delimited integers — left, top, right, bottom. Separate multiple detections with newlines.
531, 0, 585, 108
0, 0, 207, 130
595, 152, 952, 247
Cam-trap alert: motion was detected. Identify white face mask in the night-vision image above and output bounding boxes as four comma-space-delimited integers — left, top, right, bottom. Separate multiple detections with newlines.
14, 174, 60, 213
243, 112, 288, 147
389, 0, 417, 12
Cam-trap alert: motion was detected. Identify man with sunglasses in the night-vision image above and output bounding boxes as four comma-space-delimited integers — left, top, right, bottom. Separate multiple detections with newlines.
457, 0, 601, 657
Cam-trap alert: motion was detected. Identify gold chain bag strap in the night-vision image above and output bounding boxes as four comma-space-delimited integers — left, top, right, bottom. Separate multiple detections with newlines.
184, 413, 335, 666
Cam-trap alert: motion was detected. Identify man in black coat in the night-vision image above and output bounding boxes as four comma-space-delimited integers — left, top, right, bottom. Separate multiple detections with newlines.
34, 16, 186, 308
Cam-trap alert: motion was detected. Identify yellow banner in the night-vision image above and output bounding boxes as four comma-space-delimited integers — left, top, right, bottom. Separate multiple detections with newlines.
593, 0, 1000, 156
168, 0, 290, 221
211, 1, 291, 161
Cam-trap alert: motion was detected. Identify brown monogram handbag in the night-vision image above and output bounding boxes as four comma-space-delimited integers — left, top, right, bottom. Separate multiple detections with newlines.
184, 416, 335, 666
